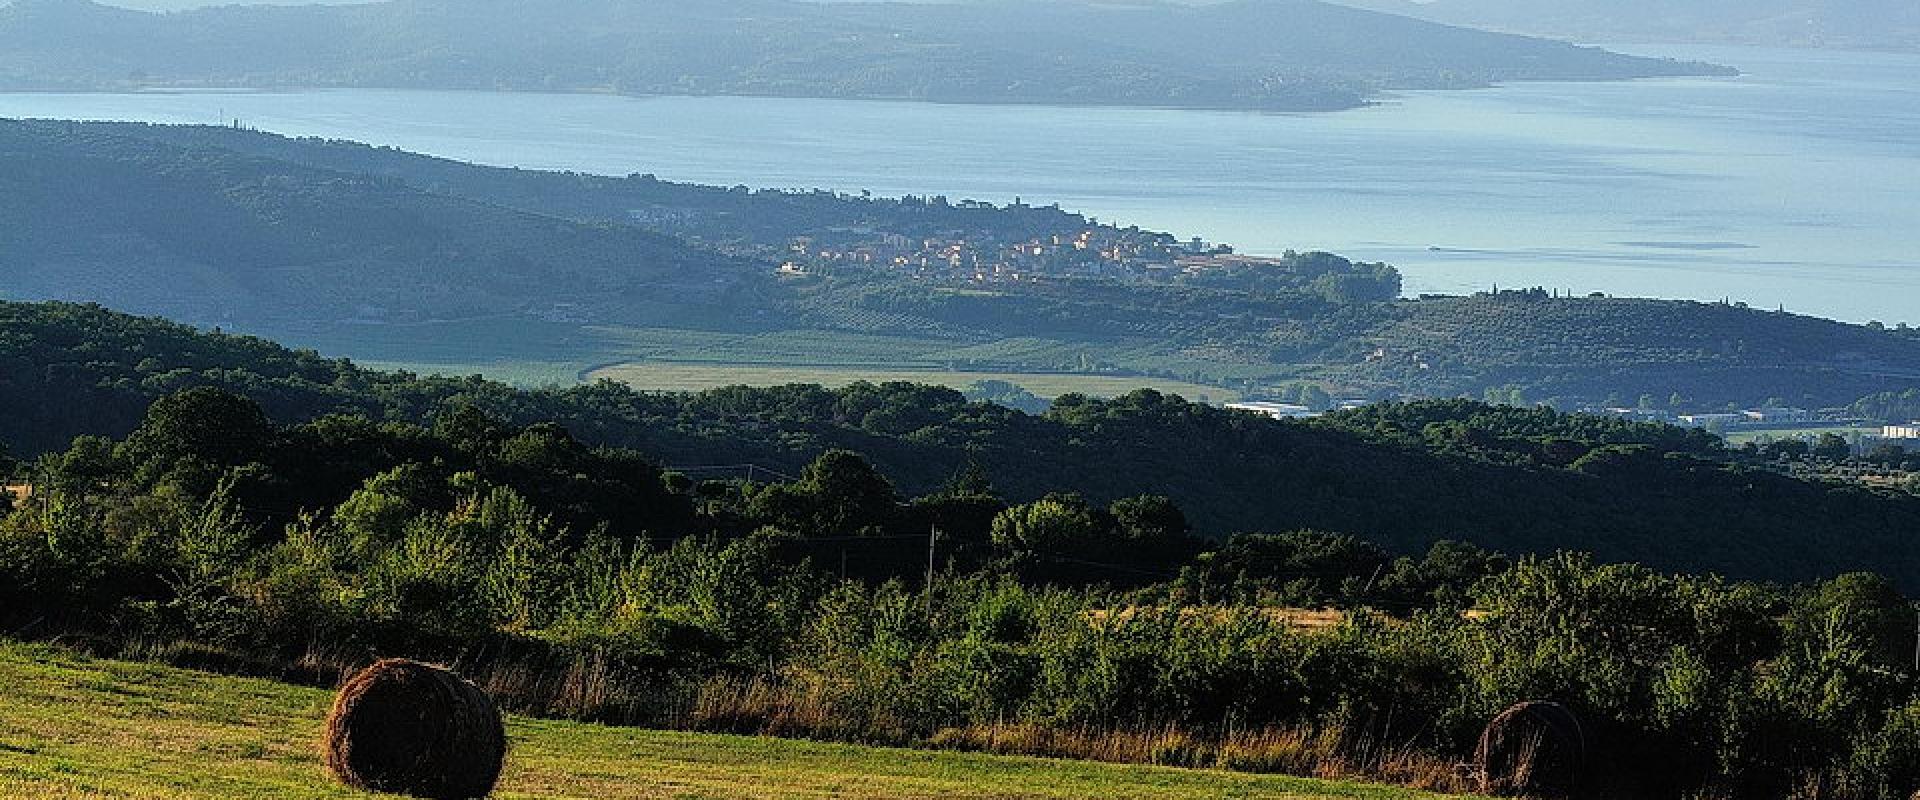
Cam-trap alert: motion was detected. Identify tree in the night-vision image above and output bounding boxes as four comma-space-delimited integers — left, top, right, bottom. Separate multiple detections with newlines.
165, 475, 256, 642
990, 494, 1101, 558
494, 422, 590, 475
1762, 438, 1810, 460
41, 435, 117, 496
0, 442, 15, 514
1377, 539, 1508, 609
940, 462, 996, 501
1791, 573, 1913, 670
1110, 495, 1188, 543
432, 403, 509, 457
1301, 384, 1333, 412
800, 450, 898, 533
118, 387, 273, 487
1813, 433, 1852, 462
1189, 530, 1391, 606
749, 450, 901, 536
334, 464, 441, 556
965, 380, 1049, 415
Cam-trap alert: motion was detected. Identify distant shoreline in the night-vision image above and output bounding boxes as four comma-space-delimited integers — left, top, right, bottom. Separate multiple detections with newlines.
0, 82, 1379, 114
0, 64, 1747, 117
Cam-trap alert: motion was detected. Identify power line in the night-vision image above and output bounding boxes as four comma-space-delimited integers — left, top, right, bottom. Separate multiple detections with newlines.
664, 464, 802, 483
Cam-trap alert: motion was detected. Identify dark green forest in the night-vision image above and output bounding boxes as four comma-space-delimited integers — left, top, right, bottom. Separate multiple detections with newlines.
2, 307, 1917, 798
1857, 389, 1920, 424
4, 300, 1918, 589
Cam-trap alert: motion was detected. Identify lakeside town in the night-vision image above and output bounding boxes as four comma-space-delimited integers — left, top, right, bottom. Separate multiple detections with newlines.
768, 208, 1241, 285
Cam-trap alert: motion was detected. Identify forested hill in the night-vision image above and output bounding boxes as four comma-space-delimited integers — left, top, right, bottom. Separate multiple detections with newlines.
0, 120, 761, 327
56, 120, 1123, 259
4, 300, 1920, 588
0, 0, 1729, 111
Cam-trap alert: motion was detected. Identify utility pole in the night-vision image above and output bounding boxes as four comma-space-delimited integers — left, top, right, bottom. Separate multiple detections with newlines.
924, 524, 940, 617
34, 462, 49, 517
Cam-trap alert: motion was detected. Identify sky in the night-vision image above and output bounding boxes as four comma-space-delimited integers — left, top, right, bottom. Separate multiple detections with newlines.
97, 0, 372, 9
88, 0, 1170, 9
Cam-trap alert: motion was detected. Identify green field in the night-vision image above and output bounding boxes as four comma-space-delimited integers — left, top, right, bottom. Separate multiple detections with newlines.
272, 320, 1277, 393
356, 359, 588, 388
0, 643, 1476, 800
586, 362, 1243, 402
1720, 426, 1873, 446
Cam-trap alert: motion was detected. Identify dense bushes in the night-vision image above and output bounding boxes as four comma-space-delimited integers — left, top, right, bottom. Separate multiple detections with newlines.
2, 388, 1916, 797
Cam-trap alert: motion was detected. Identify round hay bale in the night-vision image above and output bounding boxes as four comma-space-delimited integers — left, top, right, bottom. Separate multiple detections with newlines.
1476, 701, 1586, 798
322, 659, 506, 800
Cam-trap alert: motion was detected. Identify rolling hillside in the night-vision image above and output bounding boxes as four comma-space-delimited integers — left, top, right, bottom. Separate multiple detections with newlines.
3, 120, 1918, 409
0, 120, 760, 328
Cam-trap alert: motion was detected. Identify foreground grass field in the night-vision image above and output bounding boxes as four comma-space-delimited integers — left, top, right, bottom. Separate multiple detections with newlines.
586, 362, 1242, 402
0, 643, 1477, 799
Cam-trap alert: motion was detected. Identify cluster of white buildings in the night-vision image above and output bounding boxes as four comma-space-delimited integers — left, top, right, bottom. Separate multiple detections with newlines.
774, 227, 1227, 285
1226, 399, 1370, 420
1227, 401, 1321, 419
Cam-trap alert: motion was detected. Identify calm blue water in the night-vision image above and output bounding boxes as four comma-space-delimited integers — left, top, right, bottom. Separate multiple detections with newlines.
2, 43, 1915, 324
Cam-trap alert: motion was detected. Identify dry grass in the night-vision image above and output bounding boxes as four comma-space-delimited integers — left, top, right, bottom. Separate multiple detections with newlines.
434, 639, 1477, 797
0, 641, 1483, 799
76, 627, 1487, 798
462, 650, 668, 724
1086, 607, 1362, 631
929, 723, 1471, 795
403, 653, 1481, 797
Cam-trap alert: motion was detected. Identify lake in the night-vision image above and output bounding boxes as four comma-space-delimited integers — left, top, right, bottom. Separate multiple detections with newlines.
2, 43, 1915, 324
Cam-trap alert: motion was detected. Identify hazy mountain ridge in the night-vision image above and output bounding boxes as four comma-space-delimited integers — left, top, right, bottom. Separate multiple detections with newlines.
1335, 0, 1920, 51
0, 0, 1731, 110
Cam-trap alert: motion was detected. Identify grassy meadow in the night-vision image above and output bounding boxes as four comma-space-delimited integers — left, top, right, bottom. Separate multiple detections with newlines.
0, 642, 1480, 800
274, 320, 1271, 395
